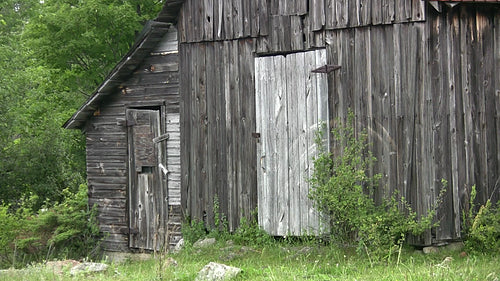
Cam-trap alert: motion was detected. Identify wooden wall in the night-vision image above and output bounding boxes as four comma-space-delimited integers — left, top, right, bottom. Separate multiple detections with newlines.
179, 39, 257, 232
177, 0, 426, 53
326, 5, 500, 244
176, 1, 499, 244
85, 28, 182, 251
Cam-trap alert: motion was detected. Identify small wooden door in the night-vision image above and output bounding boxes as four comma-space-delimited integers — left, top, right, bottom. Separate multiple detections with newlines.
127, 108, 168, 250
255, 49, 329, 236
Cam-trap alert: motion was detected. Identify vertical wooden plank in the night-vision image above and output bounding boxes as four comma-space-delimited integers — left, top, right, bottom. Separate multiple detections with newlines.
275, 55, 289, 235
238, 39, 256, 222
205, 43, 216, 227
411, 0, 425, 22
214, 42, 228, 226
310, 0, 325, 31
242, 0, 251, 37
259, 0, 269, 36
395, 0, 411, 23
291, 16, 304, 51
371, 0, 382, 26
190, 44, 201, 220
183, 0, 192, 42
312, 49, 329, 234
179, 44, 191, 219
353, 28, 367, 147
359, 0, 371, 26
474, 14, 489, 204
336, 0, 348, 28
349, 0, 360, 27
325, 0, 335, 29
296, 0, 308, 15
458, 9, 475, 204
194, 0, 202, 41
255, 57, 264, 231
250, 0, 259, 37
233, 0, 243, 38
270, 0, 278, 15
198, 43, 208, 227
369, 27, 384, 200
204, 0, 214, 40
264, 56, 277, 234
494, 12, 500, 204
230, 40, 241, 231
178, 3, 186, 43
479, 12, 497, 205
304, 50, 318, 233
382, 0, 395, 24
286, 52, 301, 235
214, 0, 224, 40
224, 0, 233, 39
296, 52, 310, 234
418, 21, 433, 244
447, 11, 462, 238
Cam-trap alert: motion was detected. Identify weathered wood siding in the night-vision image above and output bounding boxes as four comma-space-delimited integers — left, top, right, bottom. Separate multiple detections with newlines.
178, 0, 425, 52
86, 28, 181, 251
327, 5, 500, 244
180, 39, 257, 231
255, 50, 329, 236
176, 0, 499, 244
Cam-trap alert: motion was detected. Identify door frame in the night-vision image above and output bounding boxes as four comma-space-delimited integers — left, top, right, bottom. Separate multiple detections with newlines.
126, 105, 169, 250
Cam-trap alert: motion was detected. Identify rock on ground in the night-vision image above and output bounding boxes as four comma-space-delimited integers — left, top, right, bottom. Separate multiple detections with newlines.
193, 238, 216, 248
70, 262, 108, 275
195, 262, 241, 281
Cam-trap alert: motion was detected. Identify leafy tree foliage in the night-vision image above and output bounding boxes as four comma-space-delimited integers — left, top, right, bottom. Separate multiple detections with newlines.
0, 0, 163, 209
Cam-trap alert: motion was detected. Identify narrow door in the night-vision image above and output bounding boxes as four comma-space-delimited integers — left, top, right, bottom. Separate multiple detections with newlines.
127, 108, 168, 250
255, 49, 329, 236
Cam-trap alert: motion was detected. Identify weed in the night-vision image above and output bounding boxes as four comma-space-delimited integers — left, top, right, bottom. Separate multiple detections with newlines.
309, 110, 440, 263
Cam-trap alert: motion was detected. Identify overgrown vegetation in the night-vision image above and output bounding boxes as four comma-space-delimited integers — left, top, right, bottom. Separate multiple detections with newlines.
309, 111, 440, 263
0, 184, 101, 269
0, 0, 162, 269
462, 185, 500, 253
182, 197, 274, 247
2, 239, 500, 280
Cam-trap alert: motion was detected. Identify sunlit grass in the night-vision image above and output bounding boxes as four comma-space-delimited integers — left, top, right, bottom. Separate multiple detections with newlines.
1, 241, 498, 281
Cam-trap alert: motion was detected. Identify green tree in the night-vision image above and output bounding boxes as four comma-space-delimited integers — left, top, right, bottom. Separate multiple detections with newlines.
0, 0, 162, 208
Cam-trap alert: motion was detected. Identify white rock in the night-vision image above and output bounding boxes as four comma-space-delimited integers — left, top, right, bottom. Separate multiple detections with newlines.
195, 262, 241, 281
193, 237, 216, 248
70, 262, 108, 275
174, 238, 185, 253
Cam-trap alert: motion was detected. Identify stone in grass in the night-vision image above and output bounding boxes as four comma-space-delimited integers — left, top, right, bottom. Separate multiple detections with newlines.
195, 262, 242, 281
422, 246, 439, 254
193, 237, 216, 248
70, 262, 108, 275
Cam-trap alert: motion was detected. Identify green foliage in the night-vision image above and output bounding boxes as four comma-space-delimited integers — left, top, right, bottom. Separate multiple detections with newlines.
463, 185, 500, 253
181, 219, 207, 246
309, 111, 438, 263
0, 184, 101, 269
0, 0, 163, 209
233, 209, 274, 246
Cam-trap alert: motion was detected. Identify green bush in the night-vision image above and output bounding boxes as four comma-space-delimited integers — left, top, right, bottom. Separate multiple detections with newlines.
309, 111, 438, 263
0, 184, 100, 269
233, 209, 274, 246
463, 185, 500, 253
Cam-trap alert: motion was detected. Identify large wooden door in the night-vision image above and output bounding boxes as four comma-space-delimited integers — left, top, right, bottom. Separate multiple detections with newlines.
255, 49, 329, 236
127, 108, 168, 250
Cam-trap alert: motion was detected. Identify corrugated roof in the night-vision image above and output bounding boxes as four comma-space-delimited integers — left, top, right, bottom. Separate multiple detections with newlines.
63, 0, 184, 129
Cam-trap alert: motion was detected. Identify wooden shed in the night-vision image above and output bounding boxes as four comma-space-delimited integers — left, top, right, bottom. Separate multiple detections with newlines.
66, 0, 500, 251
64, 20, 183, 251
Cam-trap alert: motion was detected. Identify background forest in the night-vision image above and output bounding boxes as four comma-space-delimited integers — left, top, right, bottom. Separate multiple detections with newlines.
0, 0, 163, 268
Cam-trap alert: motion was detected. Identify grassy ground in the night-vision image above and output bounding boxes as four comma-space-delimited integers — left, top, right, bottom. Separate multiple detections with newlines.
1, 240, 498, 281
